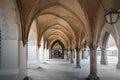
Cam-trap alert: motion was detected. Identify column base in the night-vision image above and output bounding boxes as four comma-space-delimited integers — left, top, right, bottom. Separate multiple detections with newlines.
23, 76, 29, 80
117, 63, 120, 69
86, 75, 99, 80
100, 60, 108, 65
70, 62, 74, 64
75, 65, 81, 68
70, 60, 74, 64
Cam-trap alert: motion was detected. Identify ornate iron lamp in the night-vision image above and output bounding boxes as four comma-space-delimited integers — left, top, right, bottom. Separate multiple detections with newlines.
105, 9, 119, 24
99, 0, 119, 24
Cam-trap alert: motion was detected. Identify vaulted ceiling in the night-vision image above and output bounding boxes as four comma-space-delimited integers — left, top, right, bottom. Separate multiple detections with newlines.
17, 0, 120, 49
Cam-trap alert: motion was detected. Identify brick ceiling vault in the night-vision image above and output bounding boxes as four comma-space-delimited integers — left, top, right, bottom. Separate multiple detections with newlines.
17, 0, 120, 49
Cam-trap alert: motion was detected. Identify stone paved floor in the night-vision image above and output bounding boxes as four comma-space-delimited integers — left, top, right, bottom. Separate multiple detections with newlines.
27, 56, 120, 80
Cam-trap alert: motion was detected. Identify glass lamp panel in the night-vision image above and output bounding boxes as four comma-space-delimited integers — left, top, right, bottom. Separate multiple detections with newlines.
105, 14, 111, 23
111, 13, 119, 23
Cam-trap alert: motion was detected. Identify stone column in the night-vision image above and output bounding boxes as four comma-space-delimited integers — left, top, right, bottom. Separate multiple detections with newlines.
61, 49, 64, 59
70, 49, 74, 63
46, 49, 49, 60
117, 44, 120, 69
100, 47, 108, 65
82, 41, 89, 59
36, 47, 40, 67
75, 47, 81, 68
82, 48, 89, 59
18, 40, 27, 80
45, 48, 47, 60
82, 49, 84, 59
49, 49, 52, 59
87, 43, 99, 80
65, 49, 69, 61
43, 48, 45, 61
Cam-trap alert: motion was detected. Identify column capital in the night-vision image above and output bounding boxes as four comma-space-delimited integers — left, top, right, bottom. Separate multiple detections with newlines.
37, 44, 41, 48
75, 47, 79, 50
88, 42, 98, 50
100, 47, 106, 50
23, 38, 28, 46
70, 48, 74, 51
65, 48, 67, 51
75, 46, 82, 51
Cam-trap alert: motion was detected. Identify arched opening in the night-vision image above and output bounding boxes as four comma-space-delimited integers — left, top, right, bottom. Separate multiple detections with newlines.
50, 40, 65, 59
27, 20, 38, 68
100, 32, 118, 66
82, 41, 90, 60
106, 35, 118, 64
0, 0, 26, 80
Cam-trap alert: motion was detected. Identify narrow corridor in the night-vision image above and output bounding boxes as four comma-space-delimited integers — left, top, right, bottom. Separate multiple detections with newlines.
28, 59, 88, 80
27, 57, 120, 80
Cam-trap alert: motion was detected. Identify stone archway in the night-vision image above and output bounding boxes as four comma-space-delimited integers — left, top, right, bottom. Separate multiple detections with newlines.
0, 0, 28, 80
100, 31, 118, 65
100, 32, 110, 65
27, 20, 39, 68
50, 40, 65, 59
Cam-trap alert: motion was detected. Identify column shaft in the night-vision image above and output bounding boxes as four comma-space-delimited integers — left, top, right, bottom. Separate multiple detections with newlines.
100, 47, 108, 65
87, 43, 99, 80
117, 45, 120, 69
75, 48, 81, 68
70, 49, 74, 63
